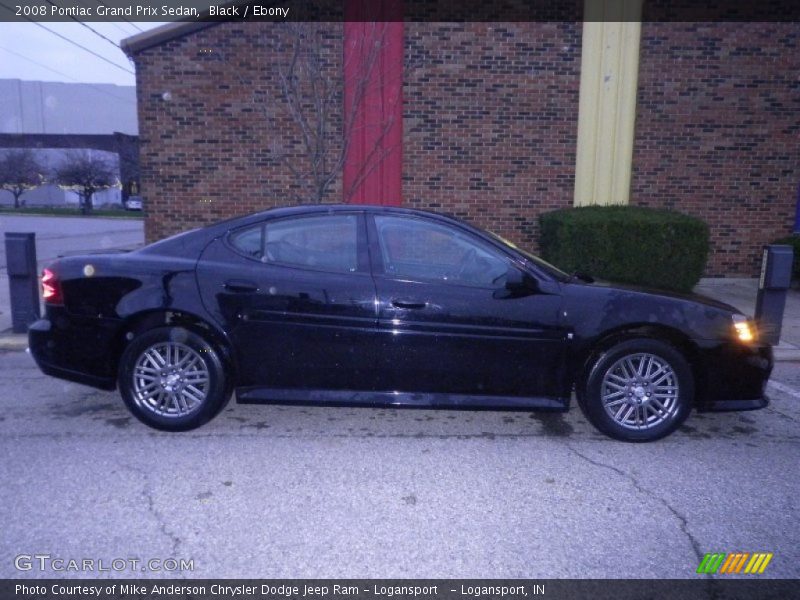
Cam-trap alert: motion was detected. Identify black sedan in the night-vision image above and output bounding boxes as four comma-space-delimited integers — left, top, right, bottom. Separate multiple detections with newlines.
28, 205, 773, 441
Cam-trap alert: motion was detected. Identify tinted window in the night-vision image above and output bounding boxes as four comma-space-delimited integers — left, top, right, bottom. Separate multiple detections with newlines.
374, 215, 507, 287
229, 226, 263, 258
231, 215, 359, 273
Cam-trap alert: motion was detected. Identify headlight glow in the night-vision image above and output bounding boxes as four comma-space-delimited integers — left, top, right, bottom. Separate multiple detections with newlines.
732, 315, 756, 343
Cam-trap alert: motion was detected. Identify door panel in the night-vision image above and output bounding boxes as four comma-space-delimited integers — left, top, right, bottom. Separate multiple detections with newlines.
196, 213, 380, 391
368, 214, 568, 398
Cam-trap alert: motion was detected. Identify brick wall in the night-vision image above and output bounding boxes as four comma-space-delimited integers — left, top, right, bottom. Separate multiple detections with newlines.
133, 23, 343, 242
134, 21, 582, 250
132, 20, 798, 276
402, 22, 582, 251
632, 21, 800, 276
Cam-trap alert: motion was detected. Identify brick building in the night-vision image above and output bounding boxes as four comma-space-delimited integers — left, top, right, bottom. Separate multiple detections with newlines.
122, 4, 799, 276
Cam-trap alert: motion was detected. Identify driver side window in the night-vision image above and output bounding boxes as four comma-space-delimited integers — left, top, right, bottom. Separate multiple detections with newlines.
374, 215, 508, 288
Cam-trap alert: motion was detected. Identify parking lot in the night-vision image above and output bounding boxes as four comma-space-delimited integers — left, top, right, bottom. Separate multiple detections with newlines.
1, 216, 798, 580
1, 348, 798, 579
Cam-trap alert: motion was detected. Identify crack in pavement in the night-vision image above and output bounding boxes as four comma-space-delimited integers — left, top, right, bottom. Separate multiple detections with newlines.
768, 408, 800, 424
565, 442, 706, 572
119, 462, 183, 561
766, 382, 800, 424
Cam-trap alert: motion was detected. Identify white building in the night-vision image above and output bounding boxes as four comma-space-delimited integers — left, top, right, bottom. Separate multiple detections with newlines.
0, 79, 137, 207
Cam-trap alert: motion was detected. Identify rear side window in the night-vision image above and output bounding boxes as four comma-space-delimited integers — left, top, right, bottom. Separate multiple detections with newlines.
230, 214, 359, 273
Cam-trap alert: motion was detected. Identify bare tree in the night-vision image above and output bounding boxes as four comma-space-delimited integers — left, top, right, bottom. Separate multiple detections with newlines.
253, 23, 400, 204
53, 150, 117, 215
0, 148, 43, 208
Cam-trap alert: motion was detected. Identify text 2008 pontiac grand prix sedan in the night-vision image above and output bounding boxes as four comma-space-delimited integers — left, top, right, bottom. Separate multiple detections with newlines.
28, 205, 773, 441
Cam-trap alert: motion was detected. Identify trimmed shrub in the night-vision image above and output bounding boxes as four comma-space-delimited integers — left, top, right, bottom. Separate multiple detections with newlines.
771, 235, 800, 283
539, 206, 709, 292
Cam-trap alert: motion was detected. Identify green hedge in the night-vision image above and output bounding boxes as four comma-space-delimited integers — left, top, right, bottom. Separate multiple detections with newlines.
771, 235, 800, 282
539, 206, 710, 292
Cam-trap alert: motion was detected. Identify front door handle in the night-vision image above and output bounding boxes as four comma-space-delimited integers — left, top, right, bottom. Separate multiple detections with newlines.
224, 279, 258, 293
391, 299, 427, 309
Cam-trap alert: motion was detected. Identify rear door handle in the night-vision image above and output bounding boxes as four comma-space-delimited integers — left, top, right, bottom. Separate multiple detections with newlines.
391, 299, 427, 309
224, 279, 258, 293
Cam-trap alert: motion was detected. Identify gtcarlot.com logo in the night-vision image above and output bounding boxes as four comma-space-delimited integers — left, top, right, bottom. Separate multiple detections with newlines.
697, 552, 773, 575
14, 554, 194, 573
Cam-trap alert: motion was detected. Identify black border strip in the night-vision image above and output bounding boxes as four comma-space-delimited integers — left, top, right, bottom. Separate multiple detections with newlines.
2, 0, 800, 23
2, 579, 799, 600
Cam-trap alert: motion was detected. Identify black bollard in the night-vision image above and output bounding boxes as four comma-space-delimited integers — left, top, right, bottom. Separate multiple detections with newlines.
755, 245, 794, 346
4, 232, 40, 334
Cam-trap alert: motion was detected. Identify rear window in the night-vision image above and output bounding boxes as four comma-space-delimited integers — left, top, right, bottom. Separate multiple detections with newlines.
229, 214, 359, 273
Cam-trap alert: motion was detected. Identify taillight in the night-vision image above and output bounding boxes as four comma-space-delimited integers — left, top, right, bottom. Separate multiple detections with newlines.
42, 268, 63, 304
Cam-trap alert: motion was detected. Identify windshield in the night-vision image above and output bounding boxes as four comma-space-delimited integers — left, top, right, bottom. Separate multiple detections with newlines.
487, 231, 571, 282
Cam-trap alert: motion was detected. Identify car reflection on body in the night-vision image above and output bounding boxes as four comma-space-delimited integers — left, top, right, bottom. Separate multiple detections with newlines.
28, 205, 772, 441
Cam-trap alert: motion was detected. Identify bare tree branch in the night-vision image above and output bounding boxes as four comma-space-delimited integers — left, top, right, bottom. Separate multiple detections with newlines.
244, 23, 402, 205
53, 150, 117, 215
0, 149, 44, 208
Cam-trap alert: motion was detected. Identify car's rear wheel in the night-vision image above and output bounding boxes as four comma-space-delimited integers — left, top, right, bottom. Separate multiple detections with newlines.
118, 327, 229, 431
579, 338, 693, 442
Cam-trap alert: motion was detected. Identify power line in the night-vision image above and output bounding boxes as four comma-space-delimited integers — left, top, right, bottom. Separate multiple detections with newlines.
72, 0, 142, 37
0, 2, 134, 74
90, 16, 140, 37
92, 0, 144, 33
29, 21, 133, 74
44, 0, 123, 53
109, 22, 139, 36
0, 45, 136, 105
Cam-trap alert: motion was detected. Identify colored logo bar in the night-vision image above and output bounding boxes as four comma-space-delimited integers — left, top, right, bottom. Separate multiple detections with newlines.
697, 552, 773, 574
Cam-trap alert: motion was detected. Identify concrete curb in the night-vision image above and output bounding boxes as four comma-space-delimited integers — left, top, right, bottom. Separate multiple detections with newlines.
774, 347, 800, 362
0, 334, 27, 351
0, 212, 143, 221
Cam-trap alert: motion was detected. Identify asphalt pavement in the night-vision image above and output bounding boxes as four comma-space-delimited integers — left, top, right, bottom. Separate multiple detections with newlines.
0, 349, 797, 579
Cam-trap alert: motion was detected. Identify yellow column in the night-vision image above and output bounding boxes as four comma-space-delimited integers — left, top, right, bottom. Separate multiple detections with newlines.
574, 0, 643, 206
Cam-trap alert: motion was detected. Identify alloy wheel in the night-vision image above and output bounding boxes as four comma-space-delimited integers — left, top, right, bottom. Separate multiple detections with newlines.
131, 342, 210, 418
600, 352, 679, 430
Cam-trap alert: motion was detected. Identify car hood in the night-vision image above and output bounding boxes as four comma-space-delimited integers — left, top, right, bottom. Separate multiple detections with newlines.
577, 279, 744, 315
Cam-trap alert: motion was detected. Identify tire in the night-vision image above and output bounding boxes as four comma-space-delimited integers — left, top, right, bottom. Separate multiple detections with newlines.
579, 338, 693, 442
118, 326, 230, 431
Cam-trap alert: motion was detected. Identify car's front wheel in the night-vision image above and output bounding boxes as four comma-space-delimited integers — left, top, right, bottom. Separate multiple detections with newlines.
118, 327, 229, 431
579, 338, 693, 442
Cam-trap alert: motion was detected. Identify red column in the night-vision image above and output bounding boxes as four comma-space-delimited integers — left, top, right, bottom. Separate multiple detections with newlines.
343, 0, 403, 205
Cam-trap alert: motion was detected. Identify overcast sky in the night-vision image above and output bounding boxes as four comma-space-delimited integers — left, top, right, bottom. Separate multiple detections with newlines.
0, 22, 169, 86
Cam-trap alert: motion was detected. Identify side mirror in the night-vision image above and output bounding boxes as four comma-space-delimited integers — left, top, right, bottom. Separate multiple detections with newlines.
505, 266, 526, 290
495, 267, 537, 298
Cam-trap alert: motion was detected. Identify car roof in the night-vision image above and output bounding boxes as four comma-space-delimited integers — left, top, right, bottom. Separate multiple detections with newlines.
139, 204, 477, 257
139, 203, 570, 283
252, 203, 458, 219
221, 203, 471, 230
